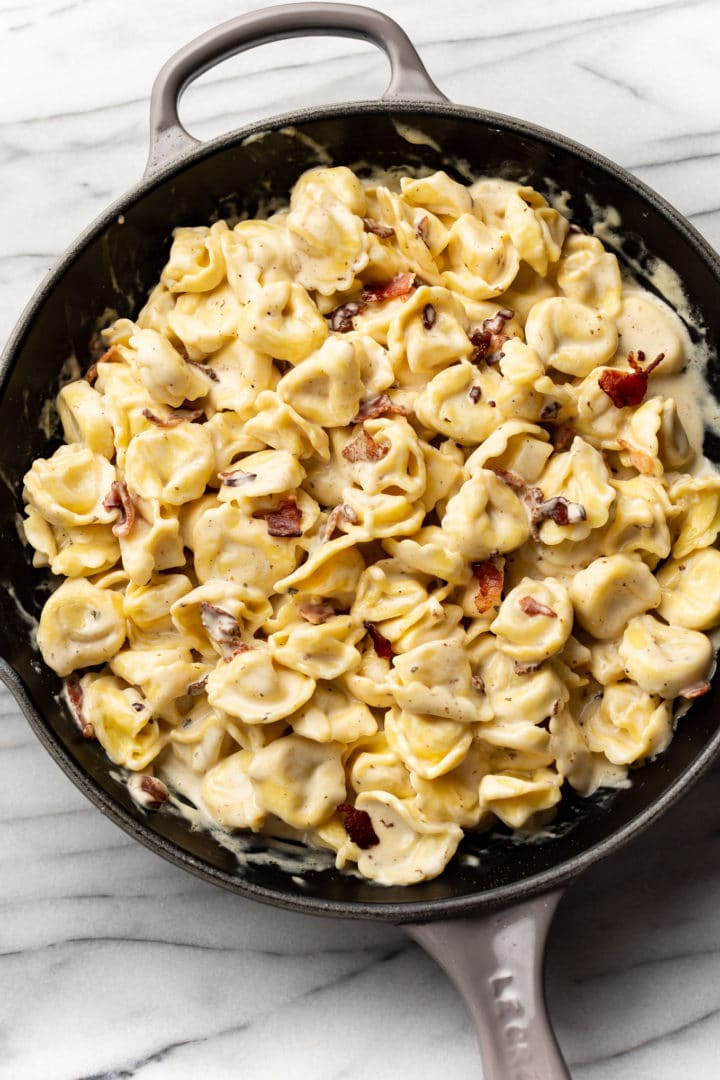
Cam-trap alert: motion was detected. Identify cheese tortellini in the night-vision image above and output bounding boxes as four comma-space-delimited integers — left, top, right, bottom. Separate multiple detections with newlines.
22, 165, 720, 887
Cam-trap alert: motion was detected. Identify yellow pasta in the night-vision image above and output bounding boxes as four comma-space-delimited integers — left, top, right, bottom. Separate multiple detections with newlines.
22, 165, 720, 886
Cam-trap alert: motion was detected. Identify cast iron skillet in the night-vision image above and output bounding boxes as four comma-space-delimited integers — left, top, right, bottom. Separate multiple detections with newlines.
2, 5, 720, 1076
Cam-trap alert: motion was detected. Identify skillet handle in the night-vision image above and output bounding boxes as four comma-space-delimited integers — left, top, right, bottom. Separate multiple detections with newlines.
145, 2, 448, 176
406, 889, 570, 1079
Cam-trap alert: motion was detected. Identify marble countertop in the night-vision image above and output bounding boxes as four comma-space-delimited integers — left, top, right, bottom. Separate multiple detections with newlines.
2, 1, 720, 1077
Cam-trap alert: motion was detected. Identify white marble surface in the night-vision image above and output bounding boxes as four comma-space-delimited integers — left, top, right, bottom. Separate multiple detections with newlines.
2, 0, 720, 1077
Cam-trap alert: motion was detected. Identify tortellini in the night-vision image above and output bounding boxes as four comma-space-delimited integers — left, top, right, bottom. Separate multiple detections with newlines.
23, 165, 720, 888
490, 577, 573, 662
570, 555, 661, 639
37, 578, 126, 676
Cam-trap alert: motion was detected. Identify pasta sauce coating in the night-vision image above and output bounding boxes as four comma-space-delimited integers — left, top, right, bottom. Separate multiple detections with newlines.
23, 166, 720, 886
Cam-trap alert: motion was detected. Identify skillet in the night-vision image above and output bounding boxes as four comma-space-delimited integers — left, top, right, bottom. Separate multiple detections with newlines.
2, 5, 720, 1076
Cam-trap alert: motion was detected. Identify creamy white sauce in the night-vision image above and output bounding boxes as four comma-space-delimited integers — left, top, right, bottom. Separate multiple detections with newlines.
21, 161, 720, 884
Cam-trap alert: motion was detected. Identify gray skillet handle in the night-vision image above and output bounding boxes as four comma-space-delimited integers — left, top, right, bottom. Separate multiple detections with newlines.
407, 890, 570, 1079
146, 2, 447, 175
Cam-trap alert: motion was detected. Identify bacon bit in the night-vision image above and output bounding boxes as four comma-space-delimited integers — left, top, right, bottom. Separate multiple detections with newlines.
298, 599, 336, 625
256, 498, 303, 538
468, 385, 482, 404
341, 428, 390, 463
514, 660, 543, 675
65, 675, 94, 739
679, 681, 711, 700
493, 467, 526, 491
598, 350, 665, 408
538, 495, 587, 527
103, 480, 136, 537
540, 400, 562, 422
519, 595, 557, 618
322, 503, 358, 542
352, 393, 410, 424
363, 217, 395, 239
364, 621, 393, 659
471, 675, 485, 693
470, 309, 514, 366
551, 699, 561, 716
472, 561, 503, 614
337, 803, 380, 849
415, 216, 430, 246
549, 422, 575, 452
362, 272, 415, 305
84, 362, 99, 385
142, 406, 206, 427
187, 674, 208, 696
127, 774, 170, 811
421, 303, 437, 331
187, 358, 220, 382
524, 488, 586, 540
329, 301, 364, 333
617, 438, 656, 476
200, 602, 245, 659
219, 468, 258, 487
97, 345, 122, 365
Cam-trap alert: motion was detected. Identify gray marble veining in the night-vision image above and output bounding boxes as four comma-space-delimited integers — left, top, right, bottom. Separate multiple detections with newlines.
1, 1, 720, 1077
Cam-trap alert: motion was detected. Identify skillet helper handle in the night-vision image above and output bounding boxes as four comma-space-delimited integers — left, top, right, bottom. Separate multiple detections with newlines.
407, 889, 570, 1080
146, 2, 447, 175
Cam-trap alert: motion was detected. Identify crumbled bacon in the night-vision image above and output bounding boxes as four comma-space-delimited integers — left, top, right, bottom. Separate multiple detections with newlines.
362, 272, 415, 305
352, 393, 410, 424
493, 467, 526, 491
363, 217, 395, 239
142, 406, 206, 427
329, 301, 364, 333
470, 309, 513, 366
84, 362, 98, 385
471, 675, 485, 693
468, 385, 482, 403
127, 774, 170, 811
322, 503, 358, 542
537, 496, 587, 527
341, 428, 390, 463
187, 674, 209, 696
257, 498, 303, 538
679, 681, 711, 700
422, 304, 437, 331
103, 481, 136, 538
364, 621, 393, 659
415, 216, 430, 246
219, 468, 258, 487
540, 400, 562, 422
65, 675, 94, 739
519, 595, 557, 618
617, 438, 656, 476
337, 803, 379, 849
472, 561, 503, 614
298, 599, 336, 624
549, 422, 575, 452
200, 602, 245, 659
598, 350, 664, 408
187, 358, 220, 382
514, 660, 543, 675
97, 346, 122, 365
524, 488, 586, 540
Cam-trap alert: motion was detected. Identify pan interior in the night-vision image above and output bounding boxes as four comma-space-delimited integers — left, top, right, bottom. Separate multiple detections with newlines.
2, 104, 719, 918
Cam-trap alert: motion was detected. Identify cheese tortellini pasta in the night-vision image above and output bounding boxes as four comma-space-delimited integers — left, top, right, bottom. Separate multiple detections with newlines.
23, 165, 720, 887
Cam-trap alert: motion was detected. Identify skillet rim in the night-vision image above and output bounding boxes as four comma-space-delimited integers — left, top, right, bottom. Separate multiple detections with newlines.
2, 97, 720, 923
